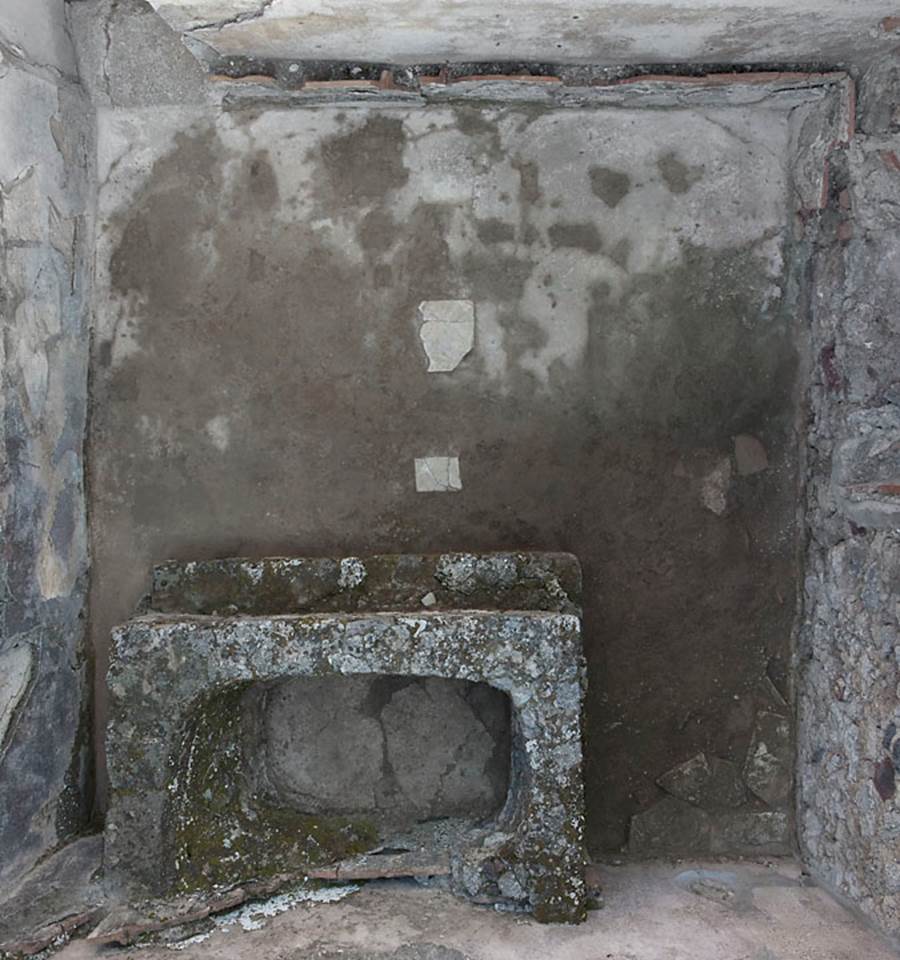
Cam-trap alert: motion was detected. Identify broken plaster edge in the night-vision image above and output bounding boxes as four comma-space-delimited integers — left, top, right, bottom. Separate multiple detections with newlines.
216, 70, 848, 111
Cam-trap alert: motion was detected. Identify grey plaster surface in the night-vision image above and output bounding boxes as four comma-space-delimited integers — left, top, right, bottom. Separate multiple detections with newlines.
88, 91, 808, 856
143, 0, 900, 69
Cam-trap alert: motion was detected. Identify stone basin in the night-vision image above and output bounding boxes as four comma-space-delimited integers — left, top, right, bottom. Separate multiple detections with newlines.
103, 554, 588, 923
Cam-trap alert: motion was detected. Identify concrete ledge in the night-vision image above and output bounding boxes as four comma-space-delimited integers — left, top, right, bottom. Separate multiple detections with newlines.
150, 552, 582, 616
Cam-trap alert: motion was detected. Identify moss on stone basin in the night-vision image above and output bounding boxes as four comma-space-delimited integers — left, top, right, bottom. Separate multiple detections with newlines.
106, 610, 587, 921
166, 685, 377, 893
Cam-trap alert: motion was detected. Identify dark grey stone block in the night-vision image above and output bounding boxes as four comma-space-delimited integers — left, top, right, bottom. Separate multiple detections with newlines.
709, 812, 791, 855
629, 797, 712, 856
104, 606, 587, 923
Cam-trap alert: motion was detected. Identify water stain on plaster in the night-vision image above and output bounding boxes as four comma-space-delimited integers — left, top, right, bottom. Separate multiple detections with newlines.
513, 158, 542, 205
658, 151, 705, 194
460, 248, 534, 304
243, 150, 279, 210
247, 248, 266, 281
548, 222, 604, 253
589, 165, 632, 208
476, 218, 516, 244
315, 114, 410, 207
451, 105, 504, 161
109, 127, 224, 316
587, 243, 796, 444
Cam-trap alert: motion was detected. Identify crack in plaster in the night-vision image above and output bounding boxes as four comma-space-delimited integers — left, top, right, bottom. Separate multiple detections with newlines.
187, 0, 277, 34
0, 165, 36, 197
101, 0, 119, 100
0, 33, 77, 87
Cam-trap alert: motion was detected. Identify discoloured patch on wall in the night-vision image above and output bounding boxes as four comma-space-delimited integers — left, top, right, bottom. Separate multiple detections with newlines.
315, 113, 411, 207
657, 151, 705, 194
547, 223, 604, 253
90, 100, 800, 853
589, 166, 632, 208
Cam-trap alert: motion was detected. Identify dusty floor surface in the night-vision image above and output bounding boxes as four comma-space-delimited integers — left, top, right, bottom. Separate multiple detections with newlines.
55, 860, 898, 960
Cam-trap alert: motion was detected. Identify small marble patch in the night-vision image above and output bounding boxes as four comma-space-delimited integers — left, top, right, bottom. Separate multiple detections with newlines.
701, 457, 731, 515
415, 457, 462, 493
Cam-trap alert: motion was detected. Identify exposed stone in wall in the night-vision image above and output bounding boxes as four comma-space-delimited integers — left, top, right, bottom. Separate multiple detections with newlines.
656, 753, 746, 808
630, 729, 793, 857
832, 406, 900, 528
0, 8, 94, 885
629, 796, 790, 857
797, 54, 900, 940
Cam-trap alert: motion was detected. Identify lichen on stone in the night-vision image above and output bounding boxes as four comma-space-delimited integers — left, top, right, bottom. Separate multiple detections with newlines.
165, 684, 377, 893
104, 605, 587, 922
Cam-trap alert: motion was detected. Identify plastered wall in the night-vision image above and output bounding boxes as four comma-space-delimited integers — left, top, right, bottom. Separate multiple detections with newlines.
88, 87, 804, 854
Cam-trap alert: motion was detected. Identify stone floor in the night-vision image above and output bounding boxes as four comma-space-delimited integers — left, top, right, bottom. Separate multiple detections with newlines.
52, 859, 897, 960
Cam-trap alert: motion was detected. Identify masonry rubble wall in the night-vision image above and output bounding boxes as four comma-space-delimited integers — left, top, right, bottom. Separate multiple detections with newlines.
796, 53, 900, 942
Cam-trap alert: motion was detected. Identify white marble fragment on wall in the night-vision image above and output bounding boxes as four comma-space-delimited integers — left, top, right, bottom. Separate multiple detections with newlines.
418, 300, 475, 373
